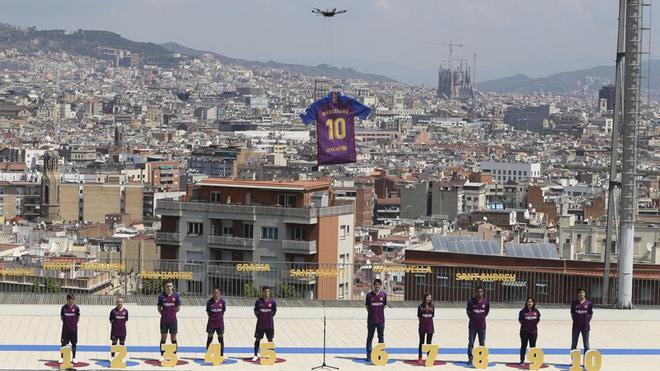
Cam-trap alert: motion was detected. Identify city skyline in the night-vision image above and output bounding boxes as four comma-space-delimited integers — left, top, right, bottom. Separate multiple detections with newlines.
1, 0, 656, 85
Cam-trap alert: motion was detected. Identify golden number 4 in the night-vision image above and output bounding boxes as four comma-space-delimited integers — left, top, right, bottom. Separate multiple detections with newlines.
371, 343, 388, 366
260, 342, 276, 366
421, 344, 438, 367
325, 118, 347, 140
472, 346, 489, 369
60, 347, 73, 370
160, 344, 178, 367
110, 345, 127, 369
527, 347, 544, 370
204, 343, 224, 366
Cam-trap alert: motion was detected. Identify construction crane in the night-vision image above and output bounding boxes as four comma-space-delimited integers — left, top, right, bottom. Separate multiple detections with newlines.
427, 41, 464, 68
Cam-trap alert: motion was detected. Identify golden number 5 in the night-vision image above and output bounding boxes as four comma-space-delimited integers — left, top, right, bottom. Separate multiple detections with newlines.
260, 342, 276, 366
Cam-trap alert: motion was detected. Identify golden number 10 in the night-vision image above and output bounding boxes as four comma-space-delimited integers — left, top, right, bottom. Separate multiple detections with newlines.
325, 118, 346, 140
570, 349, 602, 371
526, 348, 544, 370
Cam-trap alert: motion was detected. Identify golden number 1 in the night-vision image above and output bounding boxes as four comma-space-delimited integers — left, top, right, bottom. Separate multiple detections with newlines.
325, 118, 347, 140
204, 343, 224, 366
584, 350, 602, 371
160, 344, 178, 367
60, 347, 73, 369
527, 348, 544, 370
110, 345, 127, 368
371, 343, 388, 366
472, 346, 489, 369
421, 344, 438, 367
569, 349, 582, 371
260, 342, 276, 365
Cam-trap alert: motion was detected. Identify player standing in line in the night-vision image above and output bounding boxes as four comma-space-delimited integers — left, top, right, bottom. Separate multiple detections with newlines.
518, 297, 541, 365
252, 286, 277, 362
365, 278, 387, 361
417, 293, 435, 362
157, 280, 181, 362
206, 287, 227, 356
60, 293, 80, 364
466, 286, 489, 365
570, 288, 593, 353
109, 297, 128, 360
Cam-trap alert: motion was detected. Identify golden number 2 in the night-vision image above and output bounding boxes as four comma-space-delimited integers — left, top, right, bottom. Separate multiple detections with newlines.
204, 343, 224, 366
472, 346, 489, 369
160, 344, 178, 367
325, 118, 347, 140
110, 345, 127, 369
260, 342, 276, 366
527, 347, 544, 370
422, 344, 438, 367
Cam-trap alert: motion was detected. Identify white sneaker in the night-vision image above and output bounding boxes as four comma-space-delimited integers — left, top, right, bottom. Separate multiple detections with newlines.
159, 356, 165, 363
72, 358, 77, 364
58, 358, 63, 364
251, 355, 259, 362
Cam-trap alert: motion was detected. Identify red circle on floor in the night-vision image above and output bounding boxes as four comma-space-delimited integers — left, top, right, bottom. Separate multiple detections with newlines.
403, 360, 447, 366
505, 363, 549, 369
144, 359, 190, 366
44, 361, 90, 368
242, 357, 287, 364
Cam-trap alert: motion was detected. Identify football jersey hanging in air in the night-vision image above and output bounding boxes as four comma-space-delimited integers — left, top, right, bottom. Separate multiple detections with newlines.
300, 91, 371, 165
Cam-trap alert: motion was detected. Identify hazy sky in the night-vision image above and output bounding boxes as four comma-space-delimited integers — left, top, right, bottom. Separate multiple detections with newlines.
1, 0, 656, 85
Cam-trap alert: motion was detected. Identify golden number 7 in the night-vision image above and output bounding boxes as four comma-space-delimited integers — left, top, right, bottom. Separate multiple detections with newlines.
421, 344, 438, 367
325, 118, 347, 140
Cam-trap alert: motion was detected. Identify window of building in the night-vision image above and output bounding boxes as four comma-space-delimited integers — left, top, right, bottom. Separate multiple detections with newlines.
536, 281, 548, 295
223, 225, 233, 236
278, 194, 297, 207
437, 275, 449, 287
340, 225, 347, 240
415, 274, 427, 285
289, 226, 306, 240
243, 223, 254, 238
524, 171, 528, 176
186, 222, 203, 236
210, 191, 221, 203
261, 227, 278, 240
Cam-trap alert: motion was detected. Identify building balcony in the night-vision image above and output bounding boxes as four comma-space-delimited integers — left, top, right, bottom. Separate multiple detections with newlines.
155, 231, 182, 245
281, 239, 317, 255
208, 235, 255, 251
156, 200, 353, 224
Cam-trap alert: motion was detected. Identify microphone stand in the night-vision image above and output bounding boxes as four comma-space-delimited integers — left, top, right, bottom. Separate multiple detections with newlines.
312, 300, 338, 370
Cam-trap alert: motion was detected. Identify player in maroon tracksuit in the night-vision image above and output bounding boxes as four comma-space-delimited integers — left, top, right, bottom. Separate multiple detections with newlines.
206, 287, 227, 356
252, 287, 277, 362
365, 279, 387, 361
571, 289, 593, 353
417, 293, 435, 362
466, 287, 490, 364
518, 297, 540, 365
109, 297, 128, 359
60, 293, 80, 364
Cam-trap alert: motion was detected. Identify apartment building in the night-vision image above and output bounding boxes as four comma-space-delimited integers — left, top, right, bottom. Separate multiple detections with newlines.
155, 179, 354, 300
481, 161, 541, 184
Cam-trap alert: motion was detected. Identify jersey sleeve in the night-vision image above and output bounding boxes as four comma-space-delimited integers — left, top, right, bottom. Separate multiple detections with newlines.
350, 98, 371, 120
175, 294, 181, 306
125, 310, 129, 322
271, 300, 277, 317
383, 293, 387, 306
417, 306, 422, 318
254, 300, 260, 313
60, 306, 65, 320
157, 295, 163, 307
75, 306, 80, 317
300, 100, 322, 125
110, 310, 115, 322
222, 299, 227, 312
206, 300, 212, 315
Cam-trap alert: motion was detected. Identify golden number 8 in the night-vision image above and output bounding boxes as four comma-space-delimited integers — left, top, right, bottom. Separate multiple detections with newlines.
472, 346, 489, 369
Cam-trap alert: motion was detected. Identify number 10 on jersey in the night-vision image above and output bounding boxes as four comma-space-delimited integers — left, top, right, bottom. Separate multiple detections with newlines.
325, 118, 346, 140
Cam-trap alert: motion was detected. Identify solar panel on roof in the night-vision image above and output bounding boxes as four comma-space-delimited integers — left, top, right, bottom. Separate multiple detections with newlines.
504, 243, 560, 260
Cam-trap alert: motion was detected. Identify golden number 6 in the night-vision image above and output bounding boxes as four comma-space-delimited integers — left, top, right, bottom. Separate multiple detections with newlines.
421, 344, 438, 367
472, 346, 489, 369
204, 343, 224, 366
110, 345, 127, 368
371, 343, 388, 366
260, 342, 276, 366
527, 347, 544, 370
325, 118, 347, 140
160, 344, 178, 367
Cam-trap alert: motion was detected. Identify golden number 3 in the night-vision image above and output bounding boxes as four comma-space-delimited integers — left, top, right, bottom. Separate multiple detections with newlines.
204, 343, 224, 366
527, 348, 544, 370
260, 342, 276, 366
570, 349, 602, 371
472, 346, 489, 369
160, 344, 178, 367
110, 345, 127, 369
371, 343, 388, 366
60, 347, 73, 370
325, 118, 347, 140
421, 344, 438, 367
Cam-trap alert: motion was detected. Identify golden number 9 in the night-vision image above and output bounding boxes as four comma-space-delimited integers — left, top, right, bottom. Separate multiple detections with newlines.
204, 343, 224, 366
325, 118, 347, 140
60, 347, 73, 370
110, 345, 127, 368
585, 350, 602, 371
527, 348, 544, 370
160, 344, 178, 367
472, 346, 489, 369
421, 344, 438, 367
371, 343, 388, 366
260, 342, 276, 366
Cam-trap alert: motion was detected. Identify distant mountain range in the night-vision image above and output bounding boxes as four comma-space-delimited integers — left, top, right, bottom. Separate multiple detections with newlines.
0, 23, 396, 83
479, 61, 660, 95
